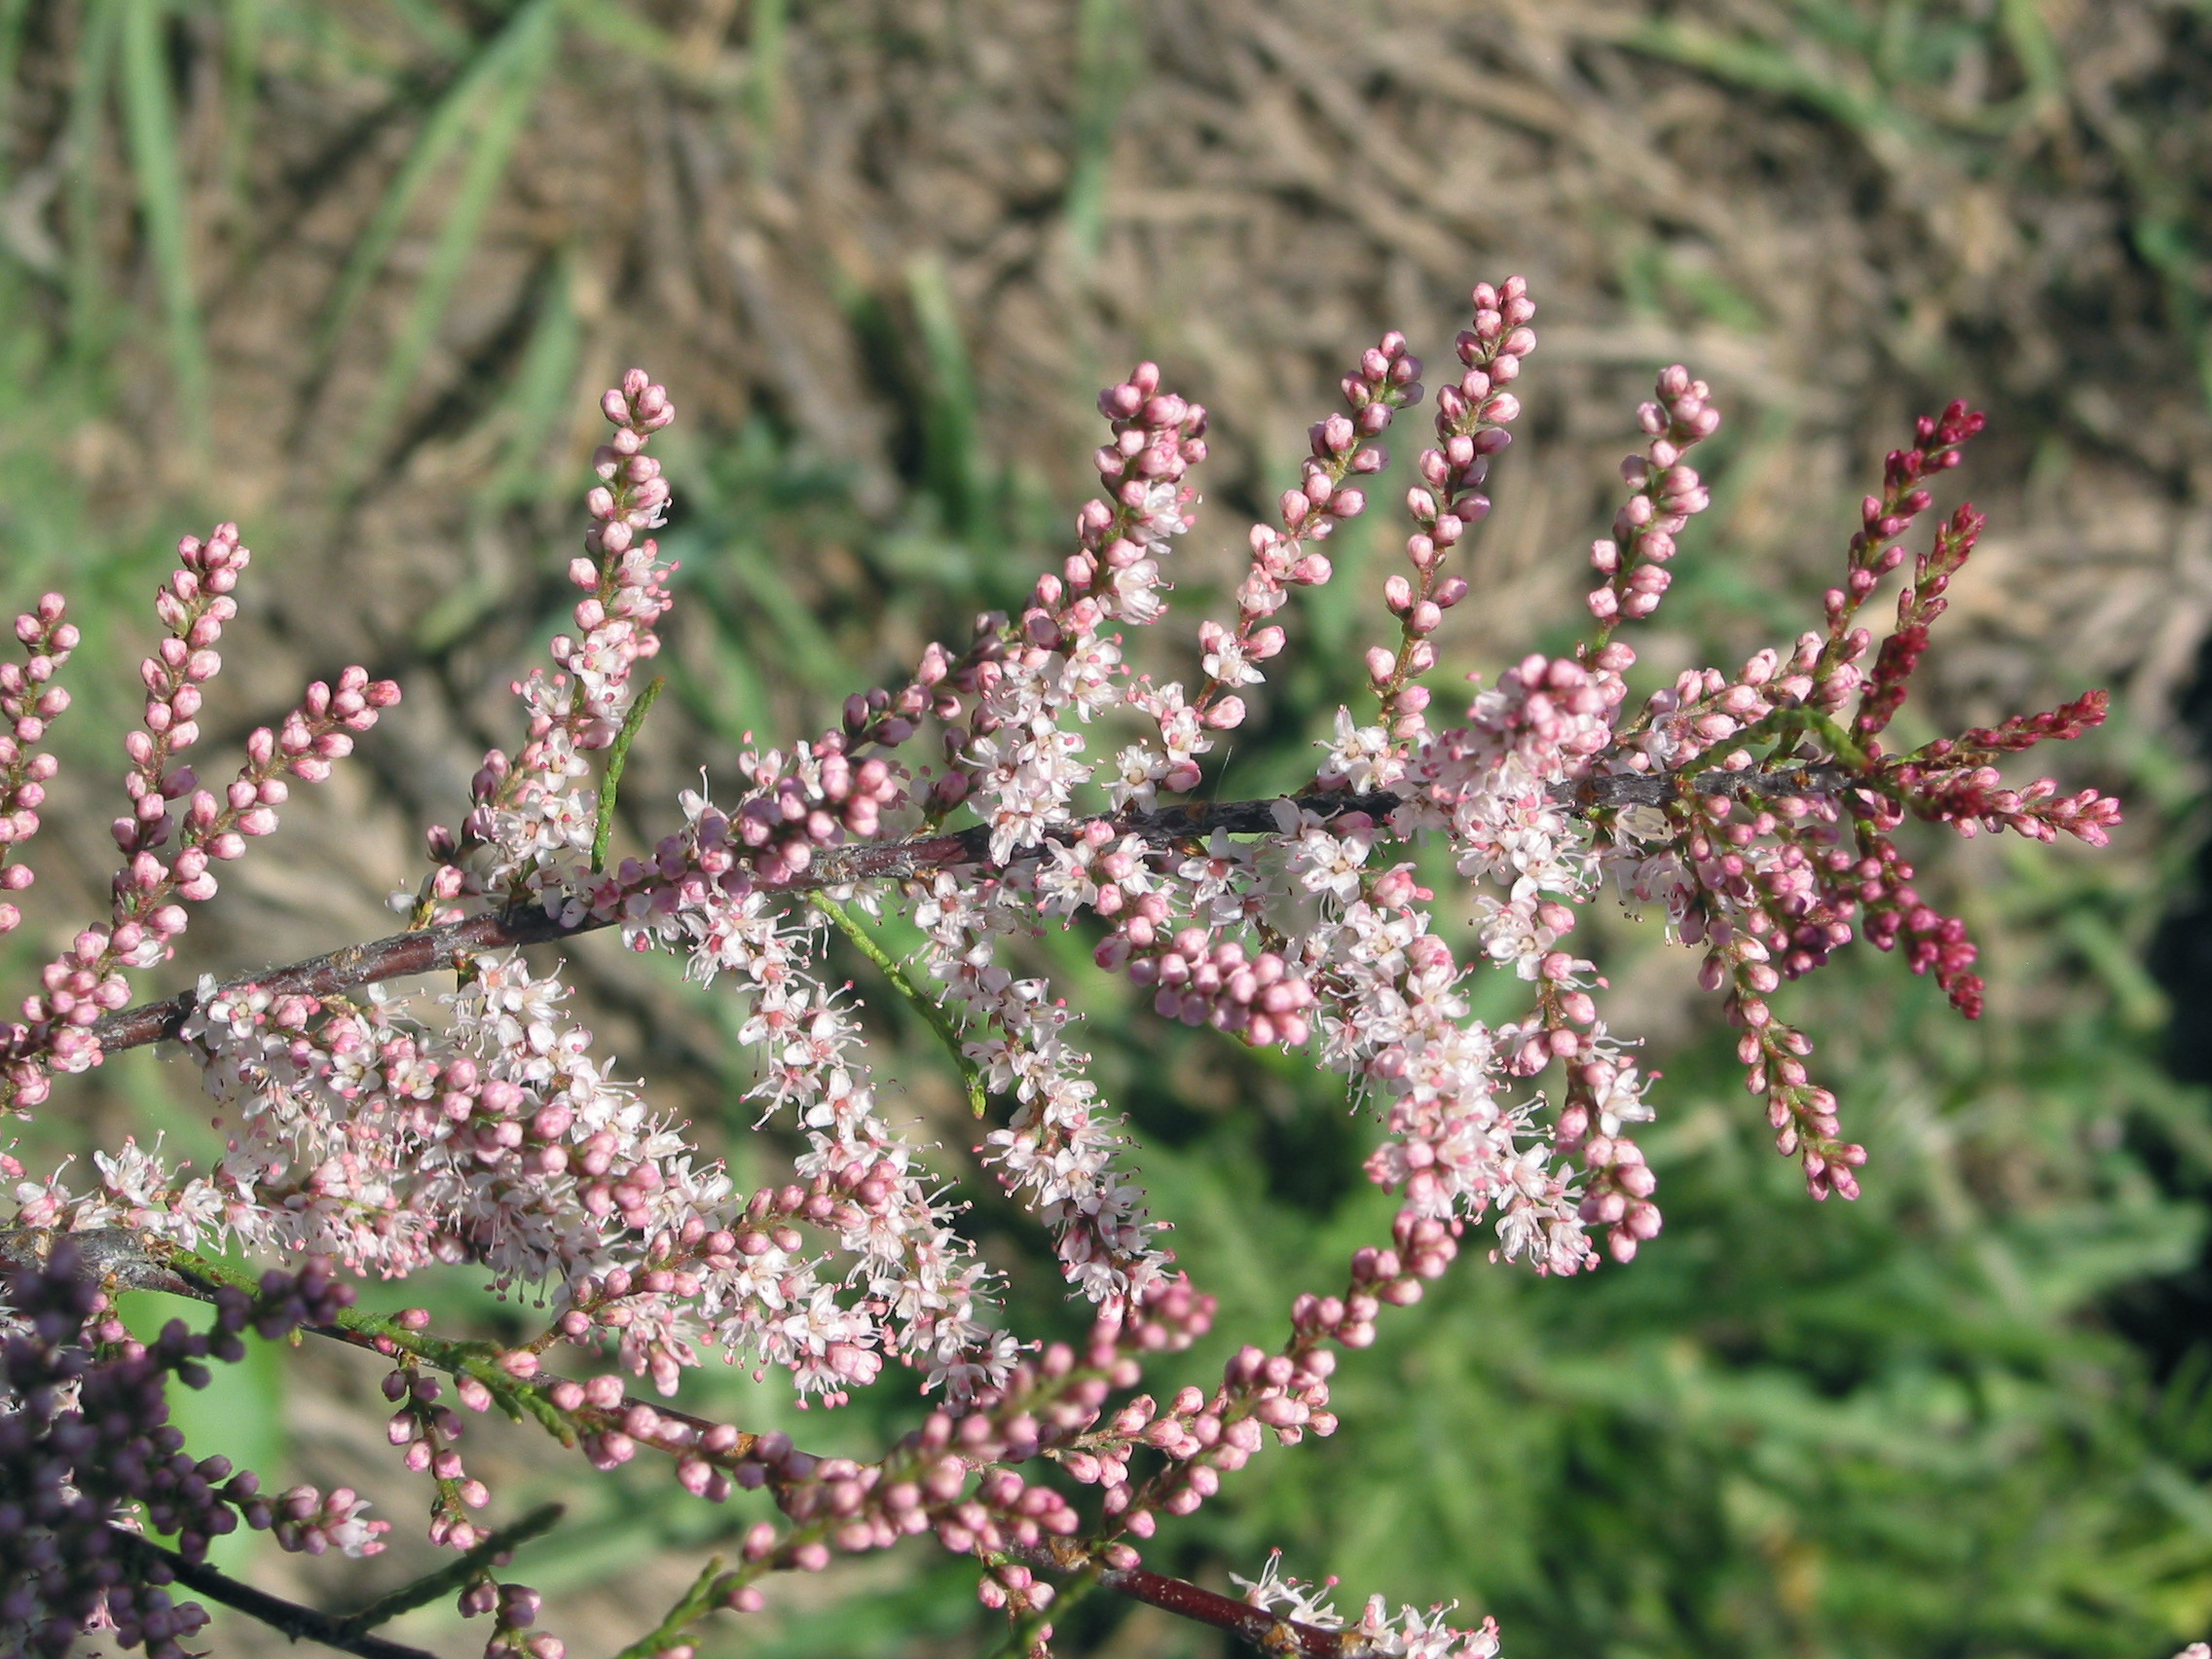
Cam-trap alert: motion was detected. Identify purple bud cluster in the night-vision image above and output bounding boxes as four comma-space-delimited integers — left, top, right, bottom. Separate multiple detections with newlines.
0, 1245, 379, 1658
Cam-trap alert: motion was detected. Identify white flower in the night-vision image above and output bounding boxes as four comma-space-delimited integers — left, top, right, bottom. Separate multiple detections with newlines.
1232, 1552, 1345, 1629
1322, 705, 1401, 792
1200, 622, 1266, 688
1034, 839, 1101, 917
1105, 744, 1169, 810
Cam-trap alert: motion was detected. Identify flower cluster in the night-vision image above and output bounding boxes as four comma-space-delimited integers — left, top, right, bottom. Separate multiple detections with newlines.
0, 275, 2121, 1659
0, 596, 75, 947
1234, 1550, 1501, 1659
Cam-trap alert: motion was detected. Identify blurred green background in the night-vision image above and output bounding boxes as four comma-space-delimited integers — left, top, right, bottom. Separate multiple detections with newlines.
5, 3, 2212, 1656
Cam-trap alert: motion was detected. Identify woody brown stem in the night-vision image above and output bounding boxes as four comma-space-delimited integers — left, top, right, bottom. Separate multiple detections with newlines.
75, 768, 1863, 1065
1008, 1544, 1387, 1658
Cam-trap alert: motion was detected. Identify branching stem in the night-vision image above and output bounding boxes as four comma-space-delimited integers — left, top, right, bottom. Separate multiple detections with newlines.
815, 893, 986, 1114
103, 1528, 443, 1659
591, 673, 667, 872
79, 770, 1867, 1065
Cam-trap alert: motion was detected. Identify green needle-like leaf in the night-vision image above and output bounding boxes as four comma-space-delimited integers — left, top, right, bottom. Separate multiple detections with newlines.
816, 893, 986, 1116
592, 675, 666, 873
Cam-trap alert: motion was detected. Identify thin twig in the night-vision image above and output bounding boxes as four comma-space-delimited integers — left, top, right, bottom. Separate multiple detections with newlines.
83, 903, 586, 1055
333, 1502, 566, 1638
104, 1527, 444, 1659
815, 892, 986, 1114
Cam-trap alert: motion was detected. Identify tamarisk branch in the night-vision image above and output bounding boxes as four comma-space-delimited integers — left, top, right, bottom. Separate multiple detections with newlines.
1, 316, 2122, 1659
67, 765, 1872, 1066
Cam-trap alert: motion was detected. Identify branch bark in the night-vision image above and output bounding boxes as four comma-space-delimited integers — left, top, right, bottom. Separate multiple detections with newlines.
80, 767, 1858, 1064
1007, 1543, 1395, 1658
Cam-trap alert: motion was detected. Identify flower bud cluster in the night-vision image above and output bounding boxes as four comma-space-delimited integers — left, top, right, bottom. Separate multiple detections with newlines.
1584, 365, 1720, 633
1724, 962, 1867, 1200
446, 372, 679, 910
173, 936, 1006, 1404
1128, 927, 1317, 1050
1068, 335, 1447, 1054
1066, 822, 1320, 1051
0, 278, 2132, 1659
1046, 1217, 1460, 1557
1809, 398, 1987, 705
1553, 1054, 1662, 1262
1248, 799, 1597, 1275
0, 527, 395, 1102
1367, 278, 1535, 741
971, 361, 1206, 848
538, 1278, 1211, 1635
1855, 502, 1982, 738
1893, 702, 2122, 848
910, 867, 1170, 1301
664, 852, 1014, 1399
670, 733, 906, 889
460, 1576, 554, 1659
0, 595, 76, 939
800, 1283, 1203, 1554
1178, 331, 1418, 744
380, 1364, 505, 1552
0, 1244, 383, 1659
1852, 835, 1984, 1019
567, 371, 678, 729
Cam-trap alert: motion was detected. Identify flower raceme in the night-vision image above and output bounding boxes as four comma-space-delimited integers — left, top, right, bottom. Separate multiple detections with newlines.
0, 287, 2119, 1659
